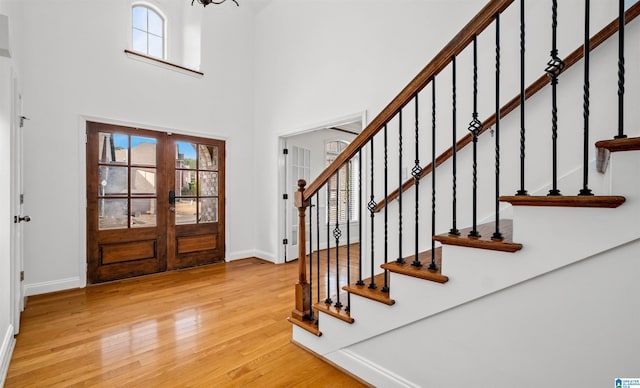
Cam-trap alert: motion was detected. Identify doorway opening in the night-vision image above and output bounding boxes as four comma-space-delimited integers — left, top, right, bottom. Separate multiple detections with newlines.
278, 114, 365, 263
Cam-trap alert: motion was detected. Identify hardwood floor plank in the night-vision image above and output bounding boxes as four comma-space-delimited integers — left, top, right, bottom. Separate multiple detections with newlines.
6, 258, 366, 387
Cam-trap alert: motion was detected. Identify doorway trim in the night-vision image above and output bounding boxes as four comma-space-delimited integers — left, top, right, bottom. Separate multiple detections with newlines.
276, 111, 366, 264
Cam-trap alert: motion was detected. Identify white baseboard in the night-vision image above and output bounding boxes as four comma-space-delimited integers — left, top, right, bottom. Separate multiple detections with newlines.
0, 324, 15, 387
24, 276, 82, 296
326, 349, 420, 388
227, 250, 278, 263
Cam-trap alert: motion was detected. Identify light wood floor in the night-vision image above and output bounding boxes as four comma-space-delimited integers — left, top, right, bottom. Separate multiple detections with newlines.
6, 257, 368, 387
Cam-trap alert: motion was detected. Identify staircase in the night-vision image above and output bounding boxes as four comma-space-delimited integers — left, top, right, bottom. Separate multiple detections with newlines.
289, 1, 640, 386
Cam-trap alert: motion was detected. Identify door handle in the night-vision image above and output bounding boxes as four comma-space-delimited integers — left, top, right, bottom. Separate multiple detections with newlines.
169, 190, 176, 205
15, 215, 31, 223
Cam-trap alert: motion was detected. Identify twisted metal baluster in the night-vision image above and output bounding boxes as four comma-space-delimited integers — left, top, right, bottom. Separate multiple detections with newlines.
429, 78, 438, 271
333, 170, 343, 309
616, 0, 627, 139
412, 95, 423, 268
468, 35, 482, 239
450, 56, 461, 235
579, 0, 594, 196
492, 13, 504, 241
546, 0, 564, 196
517, 0, 528, 196
367, 138, 377, 290
356, 150, 364, 286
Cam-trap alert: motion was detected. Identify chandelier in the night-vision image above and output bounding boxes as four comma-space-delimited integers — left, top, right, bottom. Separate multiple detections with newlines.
191, 0, 239, 6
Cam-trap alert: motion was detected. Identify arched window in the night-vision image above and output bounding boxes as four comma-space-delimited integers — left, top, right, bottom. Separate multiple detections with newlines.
326, 140, 359, 224
132, 5, 165, 59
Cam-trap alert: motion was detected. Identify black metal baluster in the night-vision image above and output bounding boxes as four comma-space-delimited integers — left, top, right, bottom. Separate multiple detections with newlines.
412, 95, 423, 268
579, 0, 594, 196
429, 78, 438, 271
381, 125, 389, 292
308, 199, 314, 320
334, 171, 343, 309
616, 0, 627, 139
468, 35, 482, 238
450, 56, 461, 235
357, 150, 364, 286
346, 161, 351, 312
492, 13, 504, 241
546, 0, 564, 196
325, 182, 332, 305
367, 138, 377, 289
397, 110, 404, 267
517, 0, 528, 196
316, 192, 320, 305
391, 124, 402, 265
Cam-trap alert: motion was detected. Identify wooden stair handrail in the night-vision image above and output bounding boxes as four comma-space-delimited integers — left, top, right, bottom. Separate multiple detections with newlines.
374, 2, 640, 212
302, 0, 515, 201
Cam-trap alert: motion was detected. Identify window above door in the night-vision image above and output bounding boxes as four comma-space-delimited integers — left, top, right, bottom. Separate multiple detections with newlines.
132, 4, 165, 59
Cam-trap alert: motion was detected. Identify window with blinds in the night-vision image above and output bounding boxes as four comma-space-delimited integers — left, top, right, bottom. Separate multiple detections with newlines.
326, 141, 359, 224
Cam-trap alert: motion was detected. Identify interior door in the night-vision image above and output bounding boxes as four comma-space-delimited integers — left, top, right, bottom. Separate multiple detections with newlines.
167, 135, 225, 270
286, 145, 310, 261
86, 122, 167, 283
86, 123, 225, 283
10, 74, 26, 334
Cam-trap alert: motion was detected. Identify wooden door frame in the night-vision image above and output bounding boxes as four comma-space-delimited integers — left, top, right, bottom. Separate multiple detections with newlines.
78, 116, 228, 285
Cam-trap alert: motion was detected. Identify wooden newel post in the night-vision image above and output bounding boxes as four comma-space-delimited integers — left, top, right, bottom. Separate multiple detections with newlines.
291, 179, 311, 321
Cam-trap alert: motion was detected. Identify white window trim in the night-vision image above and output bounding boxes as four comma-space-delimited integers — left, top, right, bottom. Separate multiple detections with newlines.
130, 2, 167, 60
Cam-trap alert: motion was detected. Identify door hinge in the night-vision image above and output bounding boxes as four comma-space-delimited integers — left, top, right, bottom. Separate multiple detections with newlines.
20, 271, 24, 281
283, 148, 288, 155
283, 194, 288, 200
20, 194, 24, 204
283, 239, 288, 245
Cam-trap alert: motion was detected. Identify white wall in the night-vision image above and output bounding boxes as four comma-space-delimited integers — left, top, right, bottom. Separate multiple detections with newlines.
253, 0, 486, 262
19, 0, 256, 294
344, 237, 640, 388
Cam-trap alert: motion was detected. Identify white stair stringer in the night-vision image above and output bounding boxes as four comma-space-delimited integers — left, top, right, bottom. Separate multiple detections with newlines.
292, 150, 640, 361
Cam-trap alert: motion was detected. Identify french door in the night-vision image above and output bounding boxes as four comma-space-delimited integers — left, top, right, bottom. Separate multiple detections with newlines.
86, 122, 225, 284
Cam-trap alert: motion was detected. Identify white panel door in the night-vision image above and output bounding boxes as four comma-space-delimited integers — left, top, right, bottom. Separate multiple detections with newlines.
10, 74, 26, 334
286, 145, 310, 261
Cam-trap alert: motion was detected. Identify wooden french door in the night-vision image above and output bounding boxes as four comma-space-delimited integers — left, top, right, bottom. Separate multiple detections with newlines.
86, 122, 225, 284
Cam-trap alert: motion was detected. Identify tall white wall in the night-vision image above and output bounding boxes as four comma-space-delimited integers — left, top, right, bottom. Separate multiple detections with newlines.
19, 0, 256, 294
253, 0, 486, 262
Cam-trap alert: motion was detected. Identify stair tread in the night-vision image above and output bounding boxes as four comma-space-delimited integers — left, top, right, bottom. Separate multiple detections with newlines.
313, 301, 354, 324
595, 136, 640, 152
433, 220, 522, 252
500, 195, 625, 208
343, 273, 395, 306
381, 247, 449, 283
288, 316, 321, 336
